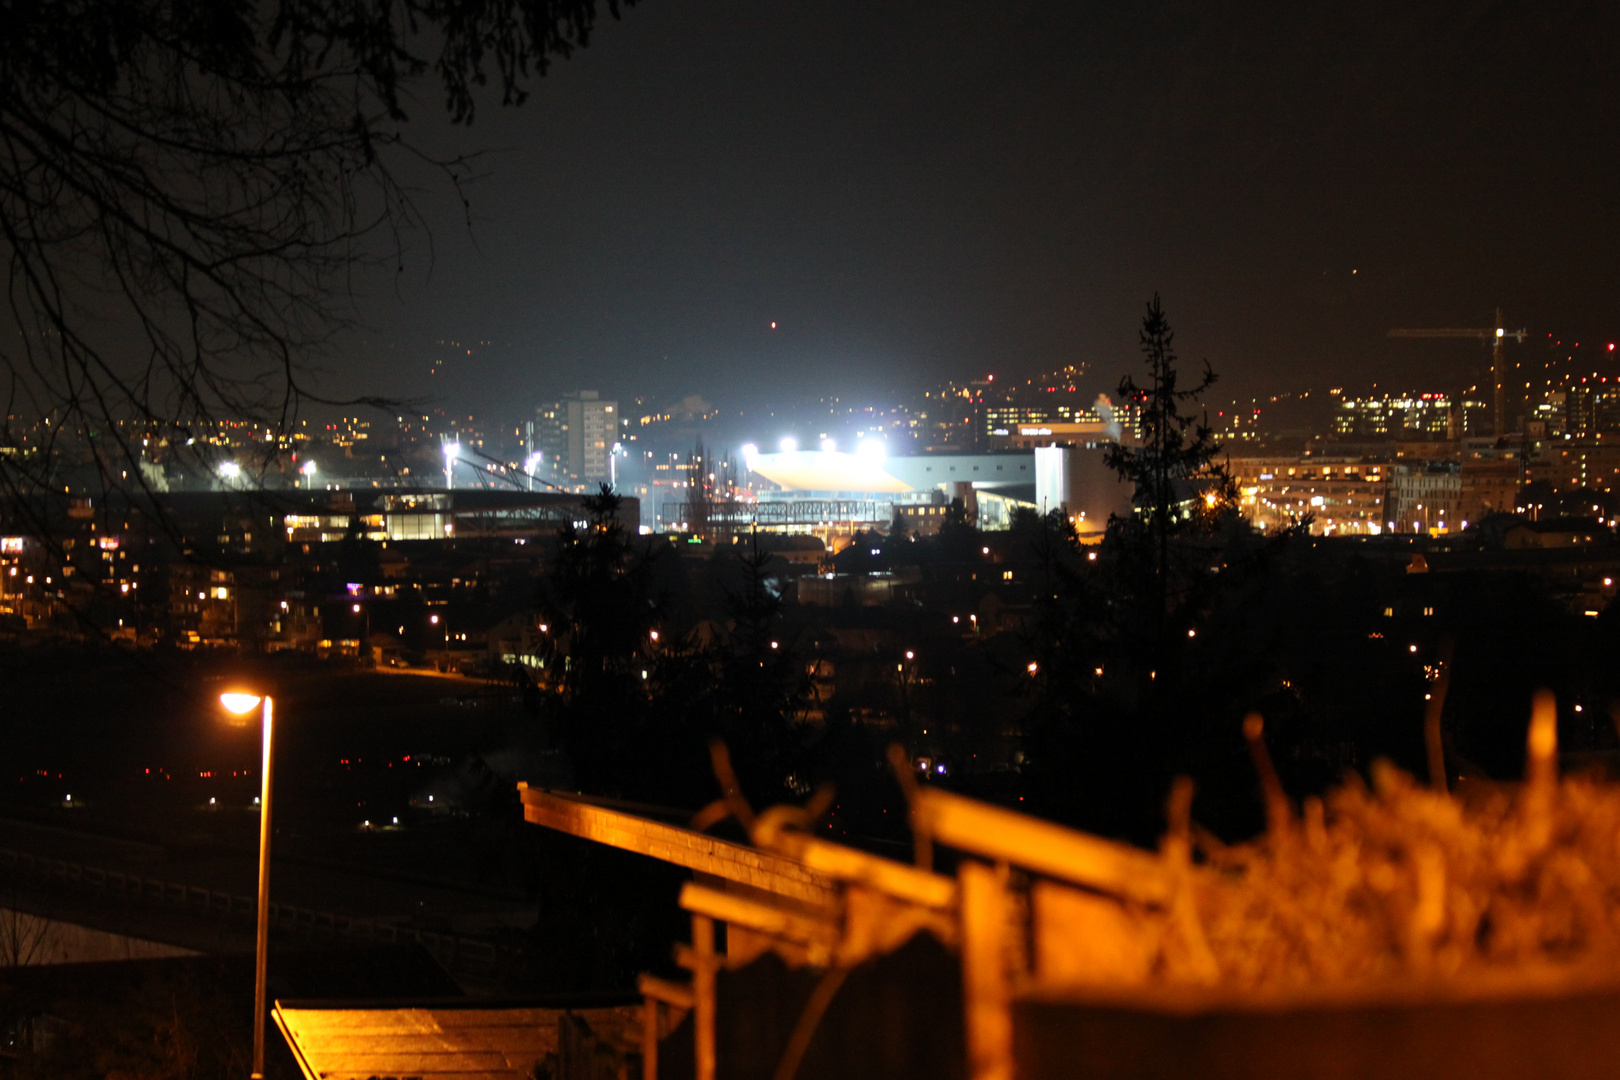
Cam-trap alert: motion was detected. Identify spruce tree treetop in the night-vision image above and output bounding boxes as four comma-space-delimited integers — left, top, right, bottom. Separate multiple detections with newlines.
1104, 295, 1233, 603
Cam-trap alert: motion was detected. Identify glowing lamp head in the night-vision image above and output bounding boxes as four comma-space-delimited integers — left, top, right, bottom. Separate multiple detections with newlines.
218, 461, 241, 479
856, 438, 886, 462
300, 460, 317, 476
820, 437, 837, 452
443, 442, 460, 460
779, 436, 798, 453
220, 693, 262, 717
739, 443, 759, 466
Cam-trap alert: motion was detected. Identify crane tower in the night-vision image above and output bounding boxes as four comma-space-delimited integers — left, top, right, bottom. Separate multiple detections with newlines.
1388, 308, 1527, 439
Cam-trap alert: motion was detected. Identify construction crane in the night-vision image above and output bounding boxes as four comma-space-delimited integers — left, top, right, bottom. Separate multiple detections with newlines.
1388, 308, 1527, 438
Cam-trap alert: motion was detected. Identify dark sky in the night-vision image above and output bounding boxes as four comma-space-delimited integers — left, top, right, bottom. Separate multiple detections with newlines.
328, 0, 1620, 421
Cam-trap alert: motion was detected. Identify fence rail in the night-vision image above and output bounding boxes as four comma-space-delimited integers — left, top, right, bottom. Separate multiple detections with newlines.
0, 847, 515, 977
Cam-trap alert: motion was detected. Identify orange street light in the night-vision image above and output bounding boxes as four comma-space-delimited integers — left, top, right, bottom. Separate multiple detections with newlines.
220, 691, 275, 1080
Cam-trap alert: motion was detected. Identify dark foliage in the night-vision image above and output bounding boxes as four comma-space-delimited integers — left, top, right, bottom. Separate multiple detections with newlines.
535, 496, 810, 808
0, 0, 631, 531
1103, 295, 1237, 619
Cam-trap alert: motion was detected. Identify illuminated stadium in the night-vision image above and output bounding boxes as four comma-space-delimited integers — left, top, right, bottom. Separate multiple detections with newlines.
654, 442, 1130, 545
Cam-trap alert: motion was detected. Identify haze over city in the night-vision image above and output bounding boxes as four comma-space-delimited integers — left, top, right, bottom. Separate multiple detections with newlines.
316, 0, 1620, 420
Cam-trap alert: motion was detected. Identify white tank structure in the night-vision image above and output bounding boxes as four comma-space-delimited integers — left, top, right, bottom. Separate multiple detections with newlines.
1034, 445, 1134, 534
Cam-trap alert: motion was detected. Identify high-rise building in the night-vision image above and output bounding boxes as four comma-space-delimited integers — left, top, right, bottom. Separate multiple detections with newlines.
1561, 381, 1620, 437
536, 391, 619, 484
1331, 394, 1483, 440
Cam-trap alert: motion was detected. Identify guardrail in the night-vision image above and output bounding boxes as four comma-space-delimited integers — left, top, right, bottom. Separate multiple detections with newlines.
0, 847, 514, 978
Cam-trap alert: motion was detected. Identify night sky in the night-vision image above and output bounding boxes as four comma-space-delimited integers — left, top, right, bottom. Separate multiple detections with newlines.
331, 0, 1620, 421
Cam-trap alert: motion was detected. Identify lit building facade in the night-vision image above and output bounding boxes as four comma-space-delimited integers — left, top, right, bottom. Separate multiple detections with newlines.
535, 390, 620, 484
1228, 455, 1388, 535
1386, 464, 1463, 534
1561, 381, 1620, 438
1529, 441, 1620, 493
1331, 394, 1482, 440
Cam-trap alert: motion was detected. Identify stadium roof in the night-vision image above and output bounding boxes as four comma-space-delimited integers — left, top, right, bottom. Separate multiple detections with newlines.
746, 451, 912, 494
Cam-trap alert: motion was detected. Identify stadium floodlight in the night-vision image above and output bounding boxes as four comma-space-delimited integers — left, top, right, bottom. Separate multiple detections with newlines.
739, 443, 759, 466
218, 461, 241, 479
820, 437, 837, 452
779, 436, 798, 453
856, 438, 887, 462
442, 442, 460, 490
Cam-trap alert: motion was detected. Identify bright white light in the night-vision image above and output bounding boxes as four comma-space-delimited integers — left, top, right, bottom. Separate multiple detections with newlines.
740, 443, 759, 465
524, 451, 543, 474
300, 460, 317, 476
220, 693, 262, 715
820, 437, 837, 452
443, 442, 461, 459
779, 436, 798, 453
856, 438, 886, 462
218, 461, 241, 479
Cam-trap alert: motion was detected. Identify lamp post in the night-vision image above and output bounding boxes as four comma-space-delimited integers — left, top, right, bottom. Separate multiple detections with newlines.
430, 613, 446, 671
220, 692, 274, 1080
352, 601, 371, 661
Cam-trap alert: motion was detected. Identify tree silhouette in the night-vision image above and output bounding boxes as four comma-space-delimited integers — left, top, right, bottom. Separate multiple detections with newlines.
0, 1, 633, 528
1104, 295, 1232, 617
710, 530, 811, 800
535, 484, 659, 788
684, 437, 714, 540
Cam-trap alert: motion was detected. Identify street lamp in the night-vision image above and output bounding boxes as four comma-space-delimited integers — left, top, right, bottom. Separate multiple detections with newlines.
429, 612, 449, 669
352, 602, 371, 660
220, 691, 275, 1080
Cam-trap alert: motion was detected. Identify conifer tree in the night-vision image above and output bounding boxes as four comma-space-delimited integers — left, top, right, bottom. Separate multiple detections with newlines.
1104, 295, 1232, 612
